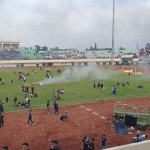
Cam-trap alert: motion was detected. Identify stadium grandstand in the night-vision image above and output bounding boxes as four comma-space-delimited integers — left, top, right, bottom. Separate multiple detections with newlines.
0, 41, 150, 66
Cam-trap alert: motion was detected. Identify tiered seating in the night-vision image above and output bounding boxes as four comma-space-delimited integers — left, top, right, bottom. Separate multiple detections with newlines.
0, 49, 23, 60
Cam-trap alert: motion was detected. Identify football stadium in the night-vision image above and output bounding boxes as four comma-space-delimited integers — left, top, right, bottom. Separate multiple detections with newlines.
0, 40, 150, 150
1, 0, 150, 150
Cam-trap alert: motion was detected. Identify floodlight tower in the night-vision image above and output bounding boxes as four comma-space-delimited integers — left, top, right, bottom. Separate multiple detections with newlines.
111, 0, 115, 66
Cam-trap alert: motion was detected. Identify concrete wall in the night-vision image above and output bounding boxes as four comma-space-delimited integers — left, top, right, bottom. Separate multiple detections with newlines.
107, 140, 150, 150
0, 58, 140, 68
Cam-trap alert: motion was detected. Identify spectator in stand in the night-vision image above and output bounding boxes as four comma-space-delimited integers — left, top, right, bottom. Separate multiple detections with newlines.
50, 140, 61, 150
2, 146, 9, 150
21, 142, 29, 150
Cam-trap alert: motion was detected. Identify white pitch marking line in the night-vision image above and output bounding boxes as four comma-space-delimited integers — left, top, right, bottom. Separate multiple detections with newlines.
80, 106, 107, 120
86, 109, 91, 111
100, 116, 106, 119
116, 101, 121, 103
93, 112, 99, 115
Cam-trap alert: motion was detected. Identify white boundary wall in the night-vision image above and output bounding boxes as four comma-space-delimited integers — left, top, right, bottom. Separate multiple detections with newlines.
107, 140, 150, 150
0, 58, 139, 67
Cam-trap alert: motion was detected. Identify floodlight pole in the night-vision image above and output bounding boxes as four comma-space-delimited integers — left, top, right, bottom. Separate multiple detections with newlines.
111, 0, 115, 66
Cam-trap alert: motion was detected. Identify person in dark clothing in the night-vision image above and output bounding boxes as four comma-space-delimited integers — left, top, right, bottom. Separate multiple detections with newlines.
47, 101, 50, 114
0, 112, 4, 128
31, 86, 34, 94
34, 93, 38, 98
117, 81, 120, 85
2, 146, 9, 150
26, 85, 29, 93
22, 85, 24, 92
112, 86, 116, 96
53, 101, 58, 115
5, 97, 9, 103
27, 99, 30, 109
46, 74, 49, 78
100, 84, 103, 89
132, 135, 139, 143
0, 100, 4, 112
82, 136, 89, 150
50, 140, 61, 150
27, 110, 35, 125
60, 111, 68, 122
21, 142, 29, 150
88, 138, 95, 150
97, 83, 101, 90
11, 80, 14, 84
93, 81, 96, 89
128, 72, 130, 76
13, 96, 18, 107
100, 134, 107, 150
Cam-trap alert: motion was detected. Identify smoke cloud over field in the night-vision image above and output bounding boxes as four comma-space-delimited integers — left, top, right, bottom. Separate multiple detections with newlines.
38, 64, 117, 85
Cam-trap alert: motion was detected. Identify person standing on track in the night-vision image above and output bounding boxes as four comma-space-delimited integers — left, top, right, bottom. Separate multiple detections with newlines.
0, 112, 4, 128
27, 110, 35, 126
88, 138, 95, 150
100, 134, 107, 150
82, 136, 89, 150
47, 101, 50, 114
53, 101, 58, 115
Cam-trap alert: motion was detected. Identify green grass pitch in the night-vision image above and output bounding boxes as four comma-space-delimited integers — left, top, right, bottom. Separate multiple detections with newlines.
0, 68, 150, 112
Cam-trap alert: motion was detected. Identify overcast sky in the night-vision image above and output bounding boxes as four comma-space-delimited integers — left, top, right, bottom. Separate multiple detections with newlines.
0, 0, 150, 50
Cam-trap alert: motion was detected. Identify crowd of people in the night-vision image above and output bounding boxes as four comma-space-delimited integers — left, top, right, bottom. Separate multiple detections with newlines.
139, 49, 150, 56
82, 134, 107, 150
0, 49, 23, 60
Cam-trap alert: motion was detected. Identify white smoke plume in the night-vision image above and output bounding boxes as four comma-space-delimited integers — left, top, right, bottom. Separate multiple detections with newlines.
38, 64, 117, 85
